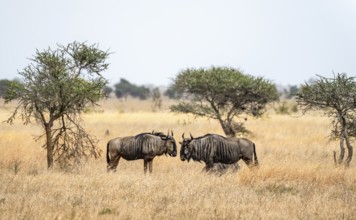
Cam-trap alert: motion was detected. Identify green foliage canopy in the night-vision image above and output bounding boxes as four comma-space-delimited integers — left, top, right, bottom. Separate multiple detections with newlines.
170, 66, 279, 136
5, 42, 110, 169
297, 74, 356, 116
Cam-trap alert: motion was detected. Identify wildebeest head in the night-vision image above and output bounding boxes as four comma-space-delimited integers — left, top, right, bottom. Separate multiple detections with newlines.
160, 130, 177, 157
180, 133, 194, 162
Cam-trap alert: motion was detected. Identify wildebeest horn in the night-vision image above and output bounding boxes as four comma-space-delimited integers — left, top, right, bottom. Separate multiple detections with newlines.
182, 133, 185, 139
171, 130, 174, 136
152, 130, 155, 134
190, 133, 193, 139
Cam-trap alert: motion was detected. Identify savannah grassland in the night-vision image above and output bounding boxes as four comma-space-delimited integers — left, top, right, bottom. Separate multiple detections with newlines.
0, 98, 355, 220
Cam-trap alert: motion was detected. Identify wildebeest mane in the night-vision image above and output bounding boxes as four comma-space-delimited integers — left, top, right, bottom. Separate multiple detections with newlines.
194, 133, 226, 140
134, 131, 166, 139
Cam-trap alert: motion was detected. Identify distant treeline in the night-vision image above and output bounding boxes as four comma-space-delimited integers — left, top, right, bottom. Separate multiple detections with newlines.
0, 79, 19, 98
0, 78, 298, 100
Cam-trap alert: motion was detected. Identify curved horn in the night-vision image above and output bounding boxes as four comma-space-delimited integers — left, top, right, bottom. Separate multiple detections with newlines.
171, 130, 174, 136
190, 133, 194, 140
182, 133, 185, 139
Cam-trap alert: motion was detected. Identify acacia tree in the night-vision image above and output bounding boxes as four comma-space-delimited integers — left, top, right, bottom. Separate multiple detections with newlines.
296, 73, 356, 167
170, 66, 279, 137
5, 42, 110, 169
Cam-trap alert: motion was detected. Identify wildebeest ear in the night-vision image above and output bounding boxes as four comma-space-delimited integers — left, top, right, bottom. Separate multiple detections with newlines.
190, 133, 194, 139
182, 133, 185, 139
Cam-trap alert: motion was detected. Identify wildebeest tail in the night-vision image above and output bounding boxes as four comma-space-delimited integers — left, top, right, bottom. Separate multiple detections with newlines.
106, 141, 110, 164
253, 143, 259, 166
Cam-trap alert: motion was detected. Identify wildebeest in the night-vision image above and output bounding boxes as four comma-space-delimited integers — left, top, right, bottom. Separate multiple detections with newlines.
180, 133, 258, 173
107, 131, 177, 173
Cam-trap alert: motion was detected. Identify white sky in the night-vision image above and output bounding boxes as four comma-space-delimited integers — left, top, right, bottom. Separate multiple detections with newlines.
1, 0, 356, 86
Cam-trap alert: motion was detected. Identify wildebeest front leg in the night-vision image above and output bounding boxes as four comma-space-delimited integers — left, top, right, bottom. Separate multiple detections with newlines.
148, 159, 153, 173
143, 159, 153, 174
205, 161, 214, 172
144, 159, 148, 174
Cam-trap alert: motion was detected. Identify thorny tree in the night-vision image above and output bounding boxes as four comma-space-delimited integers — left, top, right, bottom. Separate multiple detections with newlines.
296, 73, 355, 167
5, 42, 110, 169
170, 66, 279, 137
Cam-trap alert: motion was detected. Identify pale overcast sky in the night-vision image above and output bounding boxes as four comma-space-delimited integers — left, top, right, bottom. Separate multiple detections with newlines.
1, 0, 356, 86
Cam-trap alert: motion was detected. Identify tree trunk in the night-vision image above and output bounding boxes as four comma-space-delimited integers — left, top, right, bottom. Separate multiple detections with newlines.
220, 122, 236, 137
214, 114, 235, 137
45, 123, 54, 169
345, 144, 353, 167
337, 115, 347, 166
339, 133, 345, 165
344, 130, 353, 167
337, 124, 353, 167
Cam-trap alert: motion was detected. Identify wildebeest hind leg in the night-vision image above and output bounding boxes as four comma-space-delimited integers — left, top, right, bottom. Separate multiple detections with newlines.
242, 157, 253, 168
108, 156, 121, 172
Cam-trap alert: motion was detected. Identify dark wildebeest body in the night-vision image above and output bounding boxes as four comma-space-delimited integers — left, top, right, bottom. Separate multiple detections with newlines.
180, 133, 258, 174
107, 131, 177, 173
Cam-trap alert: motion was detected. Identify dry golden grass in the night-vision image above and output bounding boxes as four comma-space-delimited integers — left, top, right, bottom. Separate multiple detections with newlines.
0, 98, 355, 220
